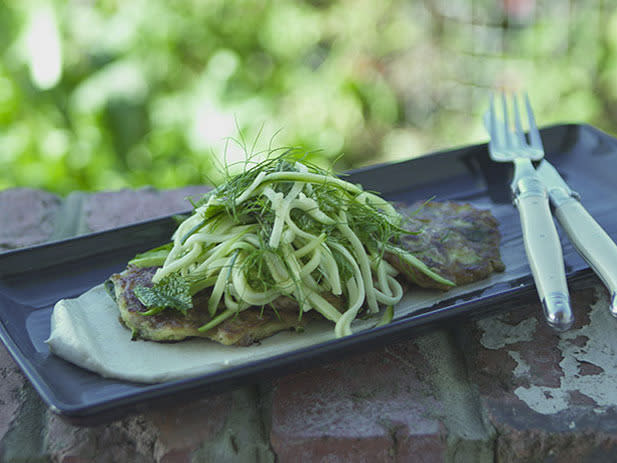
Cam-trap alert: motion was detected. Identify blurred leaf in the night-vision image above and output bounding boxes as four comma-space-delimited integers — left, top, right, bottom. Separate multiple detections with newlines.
1, 0, 616, 194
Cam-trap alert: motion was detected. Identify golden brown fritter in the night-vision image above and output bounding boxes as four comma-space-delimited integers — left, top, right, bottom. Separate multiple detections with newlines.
106, 201, 505, 345
106, 266, 310, 346
389, 201, 505, 290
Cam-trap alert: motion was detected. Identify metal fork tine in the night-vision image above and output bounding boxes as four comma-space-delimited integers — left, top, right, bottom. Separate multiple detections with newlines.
512, 93, 526, 148
524, 92, 543, 150
501, 93, 512, 148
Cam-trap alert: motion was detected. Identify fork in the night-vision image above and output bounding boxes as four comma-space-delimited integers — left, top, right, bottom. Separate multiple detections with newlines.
484, 93, 574, 331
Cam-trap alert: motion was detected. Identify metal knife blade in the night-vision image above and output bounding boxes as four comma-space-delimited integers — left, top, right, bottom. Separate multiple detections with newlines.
536, 160, 617, 317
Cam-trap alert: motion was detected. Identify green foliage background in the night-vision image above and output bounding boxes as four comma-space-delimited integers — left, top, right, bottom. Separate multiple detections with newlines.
2, 0, 617, 194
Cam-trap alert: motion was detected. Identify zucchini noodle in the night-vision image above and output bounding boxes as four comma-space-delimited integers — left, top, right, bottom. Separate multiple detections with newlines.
144, 154, 453, 337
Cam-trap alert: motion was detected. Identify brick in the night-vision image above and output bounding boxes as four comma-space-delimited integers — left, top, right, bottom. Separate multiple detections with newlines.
0, 188, 60, 251
189, 388, 273, 463
46, 412, 163, 463
0, 346, 49, 462
149, 394, 232, 463
460, 282, 617, 462
0, 345, 28, 445
84, 186, 210, 232
45, 394, 233, 463
270, 341, 447, 462
44, 413, 98, 463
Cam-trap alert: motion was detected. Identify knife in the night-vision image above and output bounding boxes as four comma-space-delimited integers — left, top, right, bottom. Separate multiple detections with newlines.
536, 160, 617, 317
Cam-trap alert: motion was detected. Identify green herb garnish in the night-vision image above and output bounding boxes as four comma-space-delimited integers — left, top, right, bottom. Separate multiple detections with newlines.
134, 274, 193, 315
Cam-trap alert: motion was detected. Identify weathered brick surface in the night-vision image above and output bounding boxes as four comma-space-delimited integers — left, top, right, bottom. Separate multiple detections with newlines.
149, 394, 232, 463
270, 341, 448, 462
0, 189, 56, 461
84, 186, 210, 232
45, 394, 234, 463
0, 188, 61, 251
461, 282, 617, 462
0, 345, 28, 447
46, 412, 160, 463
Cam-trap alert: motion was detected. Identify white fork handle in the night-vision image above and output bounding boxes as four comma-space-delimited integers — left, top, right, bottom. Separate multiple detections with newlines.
552, 198, 617, 318
514, 176, 574, 330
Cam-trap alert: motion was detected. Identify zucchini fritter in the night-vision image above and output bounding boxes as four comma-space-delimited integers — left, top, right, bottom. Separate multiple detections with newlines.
106, 266, 311, 346
107, 201, 504, 345
389, 201, 505, 290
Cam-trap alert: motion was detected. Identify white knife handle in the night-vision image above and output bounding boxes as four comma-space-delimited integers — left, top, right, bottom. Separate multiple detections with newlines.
554, 198, 617, 318
515, 178, 574, 330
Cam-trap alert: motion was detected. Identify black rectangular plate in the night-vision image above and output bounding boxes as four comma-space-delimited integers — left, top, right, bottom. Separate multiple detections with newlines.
1, 123, 616, 425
